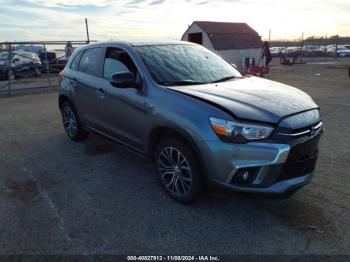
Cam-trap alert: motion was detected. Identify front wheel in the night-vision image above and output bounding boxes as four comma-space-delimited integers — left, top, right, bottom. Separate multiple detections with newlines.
155, 137, 205, 204
61, 101, 89, 141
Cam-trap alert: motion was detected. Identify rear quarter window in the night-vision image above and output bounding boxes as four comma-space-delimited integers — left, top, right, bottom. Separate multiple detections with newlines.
70, 51, 82, 71
78, 48, 101, 76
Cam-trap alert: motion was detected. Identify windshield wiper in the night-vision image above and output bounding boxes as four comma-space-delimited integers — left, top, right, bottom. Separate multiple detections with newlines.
158, 80, 205, 86
211, 76, 236, 83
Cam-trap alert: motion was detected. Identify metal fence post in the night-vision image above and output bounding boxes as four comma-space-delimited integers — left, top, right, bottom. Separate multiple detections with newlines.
8, 44, 11, 96
43, 44, 52, 90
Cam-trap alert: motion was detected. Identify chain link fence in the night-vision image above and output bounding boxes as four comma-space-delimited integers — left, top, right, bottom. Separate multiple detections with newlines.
269, 36, 350, 65
0, 41, 90, 96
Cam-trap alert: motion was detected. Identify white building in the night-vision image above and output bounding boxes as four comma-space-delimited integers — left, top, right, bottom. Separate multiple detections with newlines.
181, 21, 264, 71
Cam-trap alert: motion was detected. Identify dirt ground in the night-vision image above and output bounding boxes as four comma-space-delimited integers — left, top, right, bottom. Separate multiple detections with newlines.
0, 58, 349, 255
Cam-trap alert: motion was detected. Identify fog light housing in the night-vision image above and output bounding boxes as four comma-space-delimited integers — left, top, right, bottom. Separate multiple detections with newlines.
231, 168, 258, 185
242, 170, 249, 181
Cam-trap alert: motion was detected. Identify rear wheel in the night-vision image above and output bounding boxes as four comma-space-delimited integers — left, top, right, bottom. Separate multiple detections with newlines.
155, 137, 205, 204
61, 101, 89, 141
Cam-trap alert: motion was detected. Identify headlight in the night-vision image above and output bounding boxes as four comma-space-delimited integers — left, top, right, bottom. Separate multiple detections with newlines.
209, 117, 274, 143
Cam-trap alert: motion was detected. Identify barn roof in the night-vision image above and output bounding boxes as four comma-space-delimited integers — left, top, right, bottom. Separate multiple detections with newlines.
189, 21, 263, 50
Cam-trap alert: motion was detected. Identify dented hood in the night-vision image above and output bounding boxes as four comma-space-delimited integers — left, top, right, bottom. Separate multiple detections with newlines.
168, 76, 318, 124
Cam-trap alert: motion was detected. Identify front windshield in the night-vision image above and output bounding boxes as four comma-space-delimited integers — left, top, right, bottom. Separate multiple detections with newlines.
136, 44, 242, 86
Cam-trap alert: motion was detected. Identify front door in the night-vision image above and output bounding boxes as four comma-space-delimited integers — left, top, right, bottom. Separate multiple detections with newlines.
94, 47, 146, 151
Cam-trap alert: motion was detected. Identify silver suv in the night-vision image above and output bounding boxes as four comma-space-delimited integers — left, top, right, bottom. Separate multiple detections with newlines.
59, 41, 323, 203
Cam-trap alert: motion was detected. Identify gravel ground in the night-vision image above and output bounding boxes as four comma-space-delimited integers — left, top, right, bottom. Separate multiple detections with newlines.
0, 59, 349, 255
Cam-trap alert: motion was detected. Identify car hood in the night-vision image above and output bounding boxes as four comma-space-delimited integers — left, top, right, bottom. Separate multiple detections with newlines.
168, 76, 318, 124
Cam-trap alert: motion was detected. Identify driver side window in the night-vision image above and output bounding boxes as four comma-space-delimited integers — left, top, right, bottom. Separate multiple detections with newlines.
103, 47, 138, 80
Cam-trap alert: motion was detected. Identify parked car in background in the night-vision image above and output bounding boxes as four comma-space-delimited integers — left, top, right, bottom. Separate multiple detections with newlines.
0, 51, 42, 80
336, 45, 350, 57
269, 47, 285, 57
59, 41, 323, 203
39, 51, 68, 73
285, 46, 303, 59
14, 45, 44, 54
327, 45, 350, 56
57, 55, 69, 71
338, 49, 350, 57
326, 46, 337, 56
39, 51, 57, 72
303, 45, 324, 57
0, 52, 9, 61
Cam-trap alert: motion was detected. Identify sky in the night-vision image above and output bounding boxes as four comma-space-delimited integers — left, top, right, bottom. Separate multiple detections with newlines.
0, 0, 349, 43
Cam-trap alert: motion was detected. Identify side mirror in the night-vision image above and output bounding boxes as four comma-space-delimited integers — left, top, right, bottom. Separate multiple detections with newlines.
12, 58, 19, 63
110, 71, 140, 89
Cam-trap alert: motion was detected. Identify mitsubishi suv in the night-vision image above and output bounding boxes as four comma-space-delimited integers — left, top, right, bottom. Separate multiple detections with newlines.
58, 41, 323, 203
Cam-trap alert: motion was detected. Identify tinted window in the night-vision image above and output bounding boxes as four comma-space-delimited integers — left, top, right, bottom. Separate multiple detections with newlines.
70, 51, 82, 71
78, 48, 101, 75
136, 44, 241, 85
103, 47, 138, 80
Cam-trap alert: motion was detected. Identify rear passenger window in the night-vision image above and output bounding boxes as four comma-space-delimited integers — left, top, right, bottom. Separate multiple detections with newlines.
103, 47, 138, 80
78, 48, 101, 75
70, 51, 82, 71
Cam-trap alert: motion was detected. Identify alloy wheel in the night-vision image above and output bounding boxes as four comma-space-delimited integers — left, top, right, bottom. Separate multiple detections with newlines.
62, 105, 77, 138
158, 146, 192, 196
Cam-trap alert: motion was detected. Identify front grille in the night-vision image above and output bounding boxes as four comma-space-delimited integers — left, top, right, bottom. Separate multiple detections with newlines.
278, 150, 318, 181
277, 121, 323, 139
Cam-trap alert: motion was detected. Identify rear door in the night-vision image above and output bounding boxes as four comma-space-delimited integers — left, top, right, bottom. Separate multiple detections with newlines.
70, 47, 103, 126
93, 46, 147, 151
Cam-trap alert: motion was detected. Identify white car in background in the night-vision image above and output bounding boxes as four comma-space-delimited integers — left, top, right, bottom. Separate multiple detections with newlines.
269, 47, 286, 57
338, 49, 350, 57
327, 45, 350, 56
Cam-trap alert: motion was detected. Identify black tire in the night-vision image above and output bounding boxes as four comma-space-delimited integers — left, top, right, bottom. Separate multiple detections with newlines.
155, 137, 205, 204
34, 67, 42, 77
61, 101, 89, 141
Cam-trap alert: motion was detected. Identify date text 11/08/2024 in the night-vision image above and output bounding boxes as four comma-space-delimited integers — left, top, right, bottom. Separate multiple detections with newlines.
127, 256, 220, 261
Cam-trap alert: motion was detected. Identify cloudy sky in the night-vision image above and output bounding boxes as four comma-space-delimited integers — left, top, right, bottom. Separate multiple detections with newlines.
0, 0, 349, 42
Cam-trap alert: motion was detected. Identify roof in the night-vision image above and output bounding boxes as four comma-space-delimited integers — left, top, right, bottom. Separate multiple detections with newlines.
73, 40, 194, 53
186, 21, 263, 50
86, 40, 192, 47
131, 40, 193, 46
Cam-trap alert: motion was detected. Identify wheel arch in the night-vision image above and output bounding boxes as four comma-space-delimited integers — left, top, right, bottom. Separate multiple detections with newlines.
58, 94, 70, 110
148, 126, 209, 183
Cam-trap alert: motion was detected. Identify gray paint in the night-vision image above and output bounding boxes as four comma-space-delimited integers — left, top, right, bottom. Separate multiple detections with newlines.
59, 41, 322, 194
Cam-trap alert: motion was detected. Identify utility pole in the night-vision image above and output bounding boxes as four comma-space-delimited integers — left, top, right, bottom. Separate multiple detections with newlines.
335, 34, 339, 59
269, 29, 271, 43
324, 34, 327, 61
300, 32, 304, 64
85, 18, 90, 44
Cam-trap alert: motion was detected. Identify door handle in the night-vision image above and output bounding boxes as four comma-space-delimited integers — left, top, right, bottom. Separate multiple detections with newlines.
71, 79, 77, 87
96, 88, 105, 98
144, 102, 154, 111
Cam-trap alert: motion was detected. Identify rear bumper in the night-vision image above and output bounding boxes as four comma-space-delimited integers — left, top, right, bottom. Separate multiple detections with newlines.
197, 133, 321, 194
